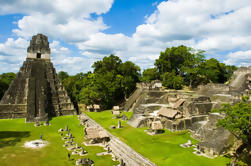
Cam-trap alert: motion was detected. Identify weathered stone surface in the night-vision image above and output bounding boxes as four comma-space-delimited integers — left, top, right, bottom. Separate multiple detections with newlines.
27, 34, 50, 60
0, 34, 76, 122
27, 34, 50, 54
230, 66, 251, 91
191, 113, 234, 156
76, 158, 94, 166
182, 96, 212, 117
127, 114, 153, 128
162, 115, 208, 131
0, 104, 27, 119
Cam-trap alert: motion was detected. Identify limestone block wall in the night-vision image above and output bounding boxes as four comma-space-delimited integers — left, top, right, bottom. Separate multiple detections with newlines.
198, 83, 230, 96
0, 104, 27, 119
182, 97, 213, 117
163, 115, 208, 131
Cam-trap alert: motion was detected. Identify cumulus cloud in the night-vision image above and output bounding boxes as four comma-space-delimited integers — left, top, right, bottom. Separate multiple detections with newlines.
1, 0, 251, 74
0, 0, 113, 18
0, 0, 114, 73
77, 33, 130, 55
79, 0, 251, 68
224, 50, 251, 66
13, 14, 108, 42
0, 0, 113, 42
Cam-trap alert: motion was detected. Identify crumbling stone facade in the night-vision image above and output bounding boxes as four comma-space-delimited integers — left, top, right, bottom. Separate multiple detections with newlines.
0, 34, 76, 122
125, 69, 250, 156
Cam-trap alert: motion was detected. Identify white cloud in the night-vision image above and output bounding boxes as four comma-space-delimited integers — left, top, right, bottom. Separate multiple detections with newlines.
0, 37, 28, 62
77, 0, 251, 69
77, 33, 130, 55
224, 50, 251, 66
0, 0, 113, 18
13, 14, 108, 42
0, 0, 113, 42
1, 0, 251, 74
0, 0, 114, 74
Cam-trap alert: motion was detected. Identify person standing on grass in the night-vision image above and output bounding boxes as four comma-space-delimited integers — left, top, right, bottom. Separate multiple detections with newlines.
68, 152, 71, 160
40, 134, 43, 140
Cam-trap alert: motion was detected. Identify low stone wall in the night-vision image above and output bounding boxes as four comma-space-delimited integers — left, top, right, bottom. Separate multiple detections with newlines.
61, 109, 77, 115
0, 104, 27, 119
198, 83, 230, 96
163, 115, 208, 131
183, 102, 212, 117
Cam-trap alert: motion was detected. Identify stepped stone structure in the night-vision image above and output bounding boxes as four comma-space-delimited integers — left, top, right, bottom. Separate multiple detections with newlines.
0, 34, 76, 122
125, 67, 251, 156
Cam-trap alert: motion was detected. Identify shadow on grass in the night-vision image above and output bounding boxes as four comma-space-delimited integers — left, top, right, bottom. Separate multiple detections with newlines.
0, 131, 30, 148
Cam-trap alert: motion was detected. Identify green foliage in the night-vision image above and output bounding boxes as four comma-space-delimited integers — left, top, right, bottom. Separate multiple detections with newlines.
154, 45, 205, 88
200, 58, 237, 84
60, 55, 140, 109
0, 72, 16, 99
215, 97, 251, 144
57, 71, 69, 82
92, 54, 122, 73
162, 71, 184, 90
153, 46, 237, 88
142, 68, 159, 83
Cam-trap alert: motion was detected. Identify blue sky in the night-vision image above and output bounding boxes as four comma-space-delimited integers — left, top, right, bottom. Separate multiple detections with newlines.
0, 0, 251, 74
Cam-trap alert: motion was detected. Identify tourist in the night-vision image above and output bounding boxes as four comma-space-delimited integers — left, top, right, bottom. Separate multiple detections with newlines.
68, 152, 71, 160
40, 134, 43, 140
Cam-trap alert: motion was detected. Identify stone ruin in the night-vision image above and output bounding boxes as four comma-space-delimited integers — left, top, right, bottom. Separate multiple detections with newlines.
125, 68, 251, 156
0, 34, 77, 122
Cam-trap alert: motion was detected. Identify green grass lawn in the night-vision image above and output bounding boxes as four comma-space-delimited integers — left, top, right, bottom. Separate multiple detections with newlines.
85, 110, 231, 166
0, 116, 118, 166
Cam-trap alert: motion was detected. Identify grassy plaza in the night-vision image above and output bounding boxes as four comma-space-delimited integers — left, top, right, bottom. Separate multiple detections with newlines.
86, 110, 231, 166
0, 115, 118, 166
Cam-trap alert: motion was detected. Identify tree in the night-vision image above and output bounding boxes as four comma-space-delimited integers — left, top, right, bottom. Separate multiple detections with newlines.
0, 79, 8, 99
92, 54, 122, 74
119, 61, 141, 98
200, 58, 222, 83
199, 58, 238, 84
142, 68, 159, 83
155, 45, 203, 76
0, 72, 16, 99
73, 55, 141, 109
162, 71, 183, 90
154, 45, 206, 88
215, 97, 251, 165
58, 71, 69, 82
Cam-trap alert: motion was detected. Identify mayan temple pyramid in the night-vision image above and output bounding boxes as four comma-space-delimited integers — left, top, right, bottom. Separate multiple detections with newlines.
0, 34, 76, 122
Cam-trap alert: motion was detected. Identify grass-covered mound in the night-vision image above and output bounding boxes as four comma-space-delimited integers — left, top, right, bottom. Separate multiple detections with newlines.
0, 116, 118, 166
86, 110, 231, 166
